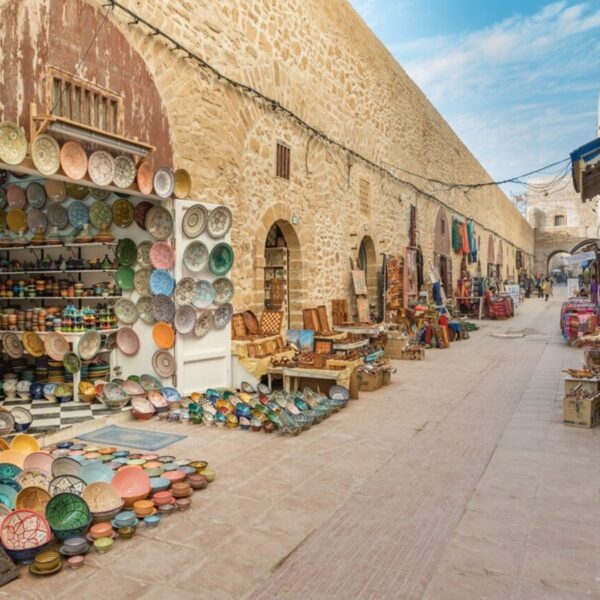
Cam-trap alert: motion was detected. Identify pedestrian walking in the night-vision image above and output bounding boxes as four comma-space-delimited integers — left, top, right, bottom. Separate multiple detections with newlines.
591, 275, 598, 304
542, 278, 551, 301
535, 276, 542, 298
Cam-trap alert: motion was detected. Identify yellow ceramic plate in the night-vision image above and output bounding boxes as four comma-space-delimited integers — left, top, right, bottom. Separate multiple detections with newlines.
173, 169, 191, 199
10, 434, 40, 454
7, 208, 26, 233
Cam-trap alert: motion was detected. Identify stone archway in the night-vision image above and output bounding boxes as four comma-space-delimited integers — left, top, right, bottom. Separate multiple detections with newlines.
253, 204, 304, 329
357, 235, 380, 317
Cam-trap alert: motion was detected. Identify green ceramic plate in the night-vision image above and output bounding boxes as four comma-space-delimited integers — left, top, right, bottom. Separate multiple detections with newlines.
115, 266, 135, 291
63, 352, 81, 374
116, 238, 137, 267
208, 243, 234, 276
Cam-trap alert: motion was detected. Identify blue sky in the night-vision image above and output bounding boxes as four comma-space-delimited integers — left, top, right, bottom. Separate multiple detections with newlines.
349, 0, 600, 197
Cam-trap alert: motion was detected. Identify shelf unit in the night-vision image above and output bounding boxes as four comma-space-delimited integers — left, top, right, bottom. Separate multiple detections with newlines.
264, 247, 288, 315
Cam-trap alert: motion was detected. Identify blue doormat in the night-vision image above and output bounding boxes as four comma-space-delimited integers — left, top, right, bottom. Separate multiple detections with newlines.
77, 425, 187, 451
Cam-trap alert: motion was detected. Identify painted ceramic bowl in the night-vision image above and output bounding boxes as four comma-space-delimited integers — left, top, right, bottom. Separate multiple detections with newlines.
112, 467, 151, 507
45, 492, 92, 540
143, 515, 161, 528
93, 537, 113, 553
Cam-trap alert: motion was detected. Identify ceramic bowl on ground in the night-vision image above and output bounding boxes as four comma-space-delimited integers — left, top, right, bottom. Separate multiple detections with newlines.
112, 466, 150, 507
10, 433, 40, 454
117, 525, 136, 539
162, 470, 186, 484
93, 537, 113, 553
32, 550, 61, 572
175, 497, 192, 511
199, 468, 215, 482
157, 503, 175, 516
89, 522, 113, 540
113, 510, 137, 528
133, 499, 154, 516
143, 514, 161, 528
45, 492, 92, 540
188, 474, 208, 490
61, 537, 89, 555
189, 460, 208, 473
0, 509, 52, 563
149, 477, 170, 493
67, 555, 85, 569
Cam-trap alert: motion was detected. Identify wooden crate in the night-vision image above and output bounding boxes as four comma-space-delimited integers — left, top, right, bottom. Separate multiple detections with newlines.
332, 299, 348, 326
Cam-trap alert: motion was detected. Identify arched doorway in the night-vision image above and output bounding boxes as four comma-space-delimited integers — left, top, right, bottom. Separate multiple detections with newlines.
433, 207, 452, 296
263, 219, 301, 328
487, 235, 495, 278
357, 235, 380, 319
497, 240, 504, 280
547, 250, 575, 282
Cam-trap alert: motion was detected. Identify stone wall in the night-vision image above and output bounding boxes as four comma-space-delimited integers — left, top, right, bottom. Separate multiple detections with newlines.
0, 0, 535, 323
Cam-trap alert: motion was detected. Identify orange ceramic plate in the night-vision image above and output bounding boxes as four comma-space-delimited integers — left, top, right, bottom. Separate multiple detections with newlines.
136, 161, 154, 196
152, 322, 175, 349
60, 140, 88, 180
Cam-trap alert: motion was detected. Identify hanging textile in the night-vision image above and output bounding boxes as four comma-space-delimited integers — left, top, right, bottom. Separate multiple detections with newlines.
461, 222, 470, 255
467, 221, 474, 257
470, 229, 478, 263
452, 218, 460, 253
416, 246, 424, 290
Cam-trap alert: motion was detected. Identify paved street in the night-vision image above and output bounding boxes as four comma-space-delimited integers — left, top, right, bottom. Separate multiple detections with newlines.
7, 286, 599, 599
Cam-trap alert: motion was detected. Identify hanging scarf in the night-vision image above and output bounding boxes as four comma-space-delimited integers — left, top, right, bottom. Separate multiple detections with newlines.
461, 222, 470, 255
467, 221, 474, 256
452, 218, 460, 253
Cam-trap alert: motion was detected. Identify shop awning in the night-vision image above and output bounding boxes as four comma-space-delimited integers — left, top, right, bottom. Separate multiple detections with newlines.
571, 137, 600, 200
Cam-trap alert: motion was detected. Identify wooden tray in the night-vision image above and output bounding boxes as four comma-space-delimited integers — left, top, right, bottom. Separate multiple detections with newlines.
243, 310, 260, 334
232, 313, 247, 338
260, 310, 283, 335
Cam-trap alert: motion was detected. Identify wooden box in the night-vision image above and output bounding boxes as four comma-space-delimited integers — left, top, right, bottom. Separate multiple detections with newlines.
358, 370, 383, 392
563, 395, 600, 428
384, 337, 408, 359
564, 377, 598, 397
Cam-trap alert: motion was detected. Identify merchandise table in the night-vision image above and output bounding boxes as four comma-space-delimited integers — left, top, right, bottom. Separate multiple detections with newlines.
282, 362, 359, 398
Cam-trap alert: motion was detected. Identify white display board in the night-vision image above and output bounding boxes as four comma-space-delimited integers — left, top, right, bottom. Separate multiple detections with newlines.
505, 284, 520, 309
567, 278, 579, 298
174, 199, 232, 394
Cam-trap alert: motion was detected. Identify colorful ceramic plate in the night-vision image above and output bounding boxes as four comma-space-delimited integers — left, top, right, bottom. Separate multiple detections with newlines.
134, 268, 152, 295
77, 331, 101, 361
63, 352, 81, 375
3, 332, 23, 358
7, 208, 26, 233
31, 134, 60, 175
192, 280, 215, 309
145, 206, 173, 240
113, 155, 136, 188
136, 240, 152, 268
116, 266, 135, 291
151, 294, 175, 322
27, 209, 48, 234
44, 332, 69, 361
209, 243, 234, 276
0, 122, 27, 165
213, 303, 233, 329
47, 202, 69, 229
174, 305, 196, 334
114, 298, 138, 325
26, 182, 47, 209
140, 374, 162, 392
152, 350, 175, 378
207, 205, 232, 239
22, 332, 44, 358
6, 185, 25, 209
149, 241, 174, 270
89, 187, 111, 201
152, 322, 175, 350
89, 200, 112, 230
116, 327, 140, 356
183, 241, 208, 273
153, 167, 174, 198
44, 180, 66, 203
194, 309, 213, 338
65, 183, 88, 200
112, 198, 135, 228
67, 200, 89, 229
136, 295, 155, 325
173, 169, 191, 199
149, 269, 175, 296
60, 141, 88, 180
182, 204, 207, 238
116, 238, 137, 266
136, 161, 154, 196
174, 277, 196, 306
134, 201, 153, 230
88, 150, 115, 186
213, 277, 235, 305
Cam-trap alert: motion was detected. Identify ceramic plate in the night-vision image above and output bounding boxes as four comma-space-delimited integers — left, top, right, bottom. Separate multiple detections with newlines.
113, 155, 136, 188
77, 331, 102, 360
134, 268, 152, 295
174, 277, 196, 306
116, 266, 135, 291
194, 309, 213, 338
88, 150, 115, 186
182, 204, 207, 238
3, 332, 23, 359
207, 205, 232, 239
114, 298, 138, 325
112, 198, 134, 228
134, 201, 153, 230
183, 241, 208, 273
44, 180, 66, 203
136, 161, 154, 196
47, 202, 69, 229
149, 241, 174, 270
44, 332, 69, 361
136, 240, 152, 268
151, 294, 175, 322
145, 206, 173, 240
192, 280, 215, 309
6, 208, 26, 233
6, 185, 25, 209
0, 189, 5, 209
153, 167, 174, 198
31, 133, 60, 175
116, 327, 140, 356
60, 141, 88, 180
173, 169, 191, 199
26, 182, 47, 209
213, 277, 235, 305
27, 209, 48, 234
136, 295, 155, 325
0, 122, 27, 165
152, 350, 175, 378
67, 200, 89, 229
116, 238, 137, 266
89, 187, 111, 201
213, 303, 233, 329
209, 243, 234, 276
174, 305, 196, 334
152, 322, 175, 350
149, 269, 175, 296
22, 332, 44, 358
65, 183, 88, 200
89, 200, 112, 230
63, 352, 81, 374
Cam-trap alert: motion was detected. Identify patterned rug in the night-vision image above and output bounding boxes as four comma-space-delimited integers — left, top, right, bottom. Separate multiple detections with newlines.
77, 425, 186, 451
